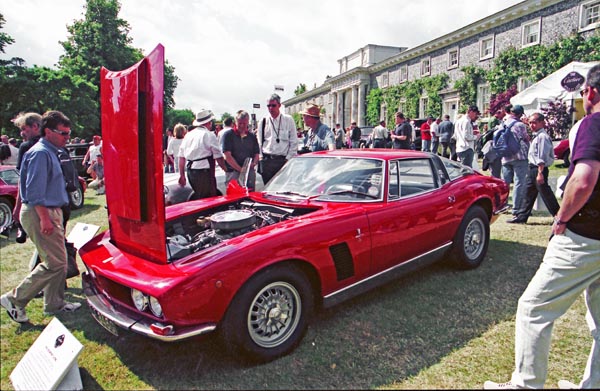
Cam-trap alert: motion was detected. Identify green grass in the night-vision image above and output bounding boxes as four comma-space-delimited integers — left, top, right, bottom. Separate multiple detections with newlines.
0, 164, 590, 389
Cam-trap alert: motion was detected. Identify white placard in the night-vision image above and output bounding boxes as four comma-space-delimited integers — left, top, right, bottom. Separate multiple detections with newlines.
67, 222, 100, 250
10, 317, 83, 391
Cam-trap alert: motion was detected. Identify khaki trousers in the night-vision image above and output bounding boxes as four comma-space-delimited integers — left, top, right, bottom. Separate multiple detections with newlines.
9, 204, 67, 312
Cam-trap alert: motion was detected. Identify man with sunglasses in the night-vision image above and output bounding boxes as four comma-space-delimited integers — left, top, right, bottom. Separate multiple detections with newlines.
485, 64, 600, 390
1, 110, 81, 324
257, 94, 298, 185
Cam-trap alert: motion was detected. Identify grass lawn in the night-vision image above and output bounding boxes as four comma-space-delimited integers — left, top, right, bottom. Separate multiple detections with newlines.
0, 162, 591, 390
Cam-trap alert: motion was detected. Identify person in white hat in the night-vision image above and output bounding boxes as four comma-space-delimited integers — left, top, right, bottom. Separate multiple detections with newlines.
178, 109, 227, 198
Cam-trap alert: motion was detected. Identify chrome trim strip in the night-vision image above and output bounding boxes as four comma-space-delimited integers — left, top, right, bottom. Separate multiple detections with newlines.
82, 273, 217, 342
324, 242, 452, 302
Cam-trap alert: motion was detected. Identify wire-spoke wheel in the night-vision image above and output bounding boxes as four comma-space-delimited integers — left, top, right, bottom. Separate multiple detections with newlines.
451, 206, 489, 269
221, 264, 313, 362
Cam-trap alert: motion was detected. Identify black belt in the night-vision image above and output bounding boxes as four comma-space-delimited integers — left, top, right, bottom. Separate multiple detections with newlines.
187, 168, 210, 172
262, 154, 286, 160
374, 138, 383, 140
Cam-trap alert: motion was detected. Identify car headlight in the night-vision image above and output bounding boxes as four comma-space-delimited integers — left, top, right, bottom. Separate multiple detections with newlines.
149, 296, 163, 317
131, 289, 148, 311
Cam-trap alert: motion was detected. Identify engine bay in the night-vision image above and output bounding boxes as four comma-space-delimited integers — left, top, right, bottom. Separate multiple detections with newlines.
165, 199, 316, 260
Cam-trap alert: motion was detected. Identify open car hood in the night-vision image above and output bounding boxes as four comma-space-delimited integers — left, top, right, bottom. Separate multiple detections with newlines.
100, 45, 167, 264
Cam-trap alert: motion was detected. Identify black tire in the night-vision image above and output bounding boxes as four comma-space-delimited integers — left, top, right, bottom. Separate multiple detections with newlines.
450, 205, 490, 269
563, 149, 570, 167
220, 264, 314, 362
69, 182, 85, 210
0, 197, 14, 233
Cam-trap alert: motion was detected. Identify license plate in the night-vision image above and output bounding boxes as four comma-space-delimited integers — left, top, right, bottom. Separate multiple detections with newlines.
90, 306, 120, 337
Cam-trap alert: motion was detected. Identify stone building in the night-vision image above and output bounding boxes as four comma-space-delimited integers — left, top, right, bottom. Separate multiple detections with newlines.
283, 0, 599, 127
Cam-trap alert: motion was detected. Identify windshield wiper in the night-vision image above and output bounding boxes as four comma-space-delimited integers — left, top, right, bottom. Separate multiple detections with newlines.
321, 190, 378, 199
264, 191, 309, 198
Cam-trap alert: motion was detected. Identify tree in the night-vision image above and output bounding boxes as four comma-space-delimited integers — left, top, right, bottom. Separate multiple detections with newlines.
164, 108, 194, 129
58, 0, 179, 130
294, 83, 307, 96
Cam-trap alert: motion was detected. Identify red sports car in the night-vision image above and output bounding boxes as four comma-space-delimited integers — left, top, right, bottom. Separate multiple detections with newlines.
79, 46, 510, 362
553, 138, 570, 167
0, 165, 19, 233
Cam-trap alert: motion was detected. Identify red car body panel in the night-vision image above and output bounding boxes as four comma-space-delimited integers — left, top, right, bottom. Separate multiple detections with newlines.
100, 44, 166, 264
554, 139, 569, 159
80, 47, 509, 350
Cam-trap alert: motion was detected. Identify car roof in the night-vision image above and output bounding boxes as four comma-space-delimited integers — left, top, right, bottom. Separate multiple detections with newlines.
304, 149, 432, 160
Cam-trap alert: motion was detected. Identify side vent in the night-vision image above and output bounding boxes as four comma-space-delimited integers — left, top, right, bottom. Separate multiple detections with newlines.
329, 243, 355, 281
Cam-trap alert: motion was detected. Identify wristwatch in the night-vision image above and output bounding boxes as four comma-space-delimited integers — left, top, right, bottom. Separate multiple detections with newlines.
553, 216, 568, 225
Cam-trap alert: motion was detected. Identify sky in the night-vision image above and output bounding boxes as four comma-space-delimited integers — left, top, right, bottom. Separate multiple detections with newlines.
1, 0, 523, 120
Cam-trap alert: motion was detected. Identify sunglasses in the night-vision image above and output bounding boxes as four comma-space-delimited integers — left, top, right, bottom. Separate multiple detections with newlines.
267, 104, 278, 108
50, 128, 71, 137
580, 87, 590, 97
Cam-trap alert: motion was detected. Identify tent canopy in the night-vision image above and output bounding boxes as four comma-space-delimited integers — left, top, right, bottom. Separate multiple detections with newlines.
510, 61, 599, 114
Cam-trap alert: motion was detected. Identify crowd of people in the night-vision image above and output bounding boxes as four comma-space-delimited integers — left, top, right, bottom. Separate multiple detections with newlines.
2, 65, 599, 389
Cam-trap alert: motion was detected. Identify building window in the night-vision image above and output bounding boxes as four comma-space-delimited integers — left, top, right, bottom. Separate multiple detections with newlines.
522, 18, 541, 47
479, 36, 495, 60
420, 97, 429, 117
421, 58, 431, 76
448, 48, 459, 69
477, 84, 491, 115
580, 0, 600, 31
518, 77, 535, 92
398, 100, 407, 114
381, 72, 389, 88
400, 65, 408, 82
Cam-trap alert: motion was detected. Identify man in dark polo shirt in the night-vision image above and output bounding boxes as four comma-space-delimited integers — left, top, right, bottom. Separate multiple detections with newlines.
221, 110, 260, 191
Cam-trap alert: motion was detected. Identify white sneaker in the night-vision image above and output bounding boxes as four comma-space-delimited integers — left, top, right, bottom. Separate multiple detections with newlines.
484, 380, 517, 389
1, 293, 29, 323
558, 380, 578, 389
44, 301, 82, 315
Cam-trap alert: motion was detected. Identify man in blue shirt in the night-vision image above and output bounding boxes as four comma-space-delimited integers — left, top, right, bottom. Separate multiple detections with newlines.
301, 104, 335, 152
1, 111, 81, 323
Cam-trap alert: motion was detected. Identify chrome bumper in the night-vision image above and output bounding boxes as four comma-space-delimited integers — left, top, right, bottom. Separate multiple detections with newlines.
82, 272, 217, 342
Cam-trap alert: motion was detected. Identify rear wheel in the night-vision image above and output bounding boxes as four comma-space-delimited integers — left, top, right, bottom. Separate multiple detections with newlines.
69, 182, 84, 209
451, 205, 489, 269
221, 264, 314, 362
0, 198, 14, 233
562, 149, 570, 167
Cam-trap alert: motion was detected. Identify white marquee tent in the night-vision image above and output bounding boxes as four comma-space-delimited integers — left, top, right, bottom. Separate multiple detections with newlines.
510, 61, 600, 113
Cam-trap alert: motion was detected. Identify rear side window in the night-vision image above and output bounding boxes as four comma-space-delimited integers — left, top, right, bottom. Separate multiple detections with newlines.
388, 159, 437, 199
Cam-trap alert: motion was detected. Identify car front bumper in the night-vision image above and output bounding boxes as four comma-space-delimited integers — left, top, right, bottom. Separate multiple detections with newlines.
82, 272, 217, 342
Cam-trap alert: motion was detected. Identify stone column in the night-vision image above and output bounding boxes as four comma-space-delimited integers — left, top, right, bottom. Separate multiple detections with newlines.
357, 84, 364, 126
332, 93, 338, 125
337, 91, 344, 127
351, 85, 358, 123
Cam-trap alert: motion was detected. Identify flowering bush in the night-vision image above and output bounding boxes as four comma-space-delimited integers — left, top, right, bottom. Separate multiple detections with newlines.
541, 100, 575, 139
488, 85, 518, 116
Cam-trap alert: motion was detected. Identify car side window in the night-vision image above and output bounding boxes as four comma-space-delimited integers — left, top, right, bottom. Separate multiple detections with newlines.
442, 159, 473, 181
398, 159, 437, 197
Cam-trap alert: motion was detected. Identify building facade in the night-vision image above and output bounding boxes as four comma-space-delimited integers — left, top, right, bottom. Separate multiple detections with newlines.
283, 0, 600, 127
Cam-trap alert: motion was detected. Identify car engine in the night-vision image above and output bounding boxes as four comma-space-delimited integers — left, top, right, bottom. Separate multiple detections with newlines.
165, 200, 313, 260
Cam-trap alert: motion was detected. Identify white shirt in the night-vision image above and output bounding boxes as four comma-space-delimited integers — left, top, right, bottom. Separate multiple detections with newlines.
88, 143, 102, 163
431, 122, 439, 139
257, 113, 298, 160
178, 127, 223, 169
167, 137, 183, 161
454, 115, 476, 153
2, 144, 19, 165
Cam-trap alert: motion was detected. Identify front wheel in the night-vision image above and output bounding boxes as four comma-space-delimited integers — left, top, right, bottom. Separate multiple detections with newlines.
220, 264, 314, 362
451, 205, 490, 269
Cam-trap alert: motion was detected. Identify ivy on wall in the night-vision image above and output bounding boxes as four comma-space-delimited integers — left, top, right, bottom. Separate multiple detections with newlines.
488, 33, 600, 93
453, 65, 487, 113
364, 33, 599, 123
367, 74, 449, 126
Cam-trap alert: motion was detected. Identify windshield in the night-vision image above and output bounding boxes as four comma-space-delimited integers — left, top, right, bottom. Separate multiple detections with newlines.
264, 156, 384, 201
